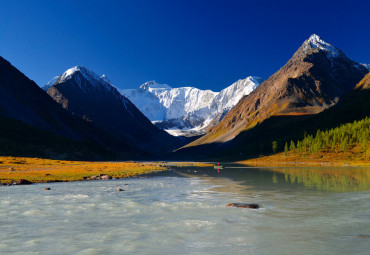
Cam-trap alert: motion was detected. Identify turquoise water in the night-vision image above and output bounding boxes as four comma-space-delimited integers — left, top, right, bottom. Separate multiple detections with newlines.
0, 166, 369, 254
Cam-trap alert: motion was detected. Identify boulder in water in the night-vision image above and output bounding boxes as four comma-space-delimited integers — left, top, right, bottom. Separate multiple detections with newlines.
227, 203, 260, 209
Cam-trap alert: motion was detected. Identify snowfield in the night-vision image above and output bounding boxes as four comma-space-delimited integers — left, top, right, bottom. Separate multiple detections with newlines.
121, 77, 264, 135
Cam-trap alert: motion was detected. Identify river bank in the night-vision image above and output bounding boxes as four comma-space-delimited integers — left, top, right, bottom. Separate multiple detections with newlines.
238, 151, 370, 167
0, 156, 212, 185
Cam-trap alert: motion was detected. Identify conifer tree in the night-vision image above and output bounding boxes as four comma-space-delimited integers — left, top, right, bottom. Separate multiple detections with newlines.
289, 140, 296, 153
284, 142, 288, 156
272, 141, 278, 154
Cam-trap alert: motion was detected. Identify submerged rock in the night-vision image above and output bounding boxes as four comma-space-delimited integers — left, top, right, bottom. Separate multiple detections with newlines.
44, 187, 51, 190
227, 203, 260, 209
358, 234, 370, 239
117, 188, 124, 192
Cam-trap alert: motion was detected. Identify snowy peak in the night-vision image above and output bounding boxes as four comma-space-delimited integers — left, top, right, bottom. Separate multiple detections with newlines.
121, 76, 264, 135
298, 34, 369, 75
54, 66, 117, 92
301, 34, 341, 58
58, 66, 101, 84
139, 81, 172, 91
245, 76, 265, 84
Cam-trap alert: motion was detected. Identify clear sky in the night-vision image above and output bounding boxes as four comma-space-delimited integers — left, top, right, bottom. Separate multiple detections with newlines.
1, 0, 369, 91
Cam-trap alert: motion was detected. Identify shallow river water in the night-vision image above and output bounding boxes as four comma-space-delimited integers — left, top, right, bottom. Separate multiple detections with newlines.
1, 165, 369, 255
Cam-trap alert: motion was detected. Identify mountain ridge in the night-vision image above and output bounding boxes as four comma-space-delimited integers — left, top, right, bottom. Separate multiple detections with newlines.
173, 72, 370, 161
121, 76, 264, 135
182, 34, 369, 149
46, 66, 184, 154
0, 56, 130, 159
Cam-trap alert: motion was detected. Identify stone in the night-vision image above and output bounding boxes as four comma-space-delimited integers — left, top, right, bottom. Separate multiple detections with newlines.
44, 187, 51, 190
358, 234, 370, 239
15, 179, 33, 185
101, 175, 112, 180
117, 188, 124, 191
227, 203, 260, 209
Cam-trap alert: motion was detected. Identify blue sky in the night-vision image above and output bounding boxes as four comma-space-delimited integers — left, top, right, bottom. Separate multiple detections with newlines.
1, 0, 369, 91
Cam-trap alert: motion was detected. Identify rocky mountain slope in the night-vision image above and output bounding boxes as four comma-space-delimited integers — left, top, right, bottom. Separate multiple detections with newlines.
183, 34, 369, 148
0, 57, 95, 140
121, 76, 263, 135
174, 72, 370, 161
46, 66, 182, 153
356, 72, 370, 90
0, 56, 127, 159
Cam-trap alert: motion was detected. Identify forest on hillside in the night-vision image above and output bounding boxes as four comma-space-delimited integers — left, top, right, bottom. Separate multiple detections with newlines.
281, 117, 369, 158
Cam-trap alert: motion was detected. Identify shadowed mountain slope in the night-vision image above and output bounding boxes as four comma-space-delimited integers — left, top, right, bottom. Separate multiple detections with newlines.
47, 66, 183, 154
0, 56, 135, 159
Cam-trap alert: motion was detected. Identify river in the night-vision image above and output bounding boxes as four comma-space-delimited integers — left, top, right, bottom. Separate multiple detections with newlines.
1, 165, 369, 254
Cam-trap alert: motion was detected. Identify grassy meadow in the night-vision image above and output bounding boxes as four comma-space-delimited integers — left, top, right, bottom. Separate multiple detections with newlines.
0, 156, 211, 184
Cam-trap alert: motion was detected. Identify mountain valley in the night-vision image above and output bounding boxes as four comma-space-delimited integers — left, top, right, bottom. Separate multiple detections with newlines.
1, 34, 369, 162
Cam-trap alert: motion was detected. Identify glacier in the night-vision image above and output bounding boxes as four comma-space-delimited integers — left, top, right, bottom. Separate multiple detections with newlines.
121, 77, 264, 135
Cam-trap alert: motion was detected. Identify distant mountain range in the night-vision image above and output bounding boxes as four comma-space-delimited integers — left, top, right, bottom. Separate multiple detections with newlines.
1, 34, 369, 161
121, 77, 263, 136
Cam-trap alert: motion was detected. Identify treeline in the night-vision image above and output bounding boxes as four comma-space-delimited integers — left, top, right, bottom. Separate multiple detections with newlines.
275, 117, 369, 157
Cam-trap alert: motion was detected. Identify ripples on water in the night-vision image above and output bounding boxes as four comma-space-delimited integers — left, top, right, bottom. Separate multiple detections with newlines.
0, 166, 369, 255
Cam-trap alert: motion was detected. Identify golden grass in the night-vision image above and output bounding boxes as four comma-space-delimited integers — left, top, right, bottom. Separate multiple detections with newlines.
167, 162, 213, 167
238, 148, 370, 167
0, 156, 211, 184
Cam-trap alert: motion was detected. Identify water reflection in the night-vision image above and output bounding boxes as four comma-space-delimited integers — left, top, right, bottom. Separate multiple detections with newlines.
276, 167, 370, 192
173, 165, 370, 192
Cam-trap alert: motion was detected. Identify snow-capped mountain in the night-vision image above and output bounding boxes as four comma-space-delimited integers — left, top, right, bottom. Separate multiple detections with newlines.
45, 66, 182, 153
182, 34, 369, 149
301, 34, 341, 58
121, 77, 264, 135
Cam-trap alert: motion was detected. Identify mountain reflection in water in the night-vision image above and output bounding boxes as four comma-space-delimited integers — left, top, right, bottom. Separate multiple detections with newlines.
173, 165, 370, 192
